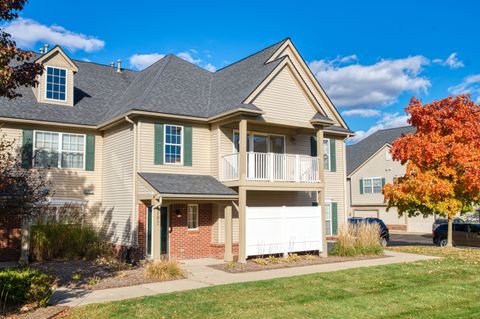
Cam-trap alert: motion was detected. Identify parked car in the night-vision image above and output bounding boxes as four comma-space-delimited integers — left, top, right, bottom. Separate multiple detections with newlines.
348, 217, 390, 246
433, 223, 480, 247
432, 217, 465, 233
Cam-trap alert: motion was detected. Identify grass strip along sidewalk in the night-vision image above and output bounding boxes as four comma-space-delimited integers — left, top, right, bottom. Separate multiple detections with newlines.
67, 246, 480, 319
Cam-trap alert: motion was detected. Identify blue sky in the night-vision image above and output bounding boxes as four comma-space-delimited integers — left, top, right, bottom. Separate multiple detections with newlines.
6, 0, 479, 142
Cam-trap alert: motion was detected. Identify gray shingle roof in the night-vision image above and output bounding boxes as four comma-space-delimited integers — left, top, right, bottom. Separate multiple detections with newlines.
346, 126, 416, 176
138, 172, 238, 196
0, 39, 289, 126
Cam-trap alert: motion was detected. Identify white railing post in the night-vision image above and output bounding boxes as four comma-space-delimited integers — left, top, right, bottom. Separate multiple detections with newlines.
295, 155, 300, 182
269, 153, 274, 182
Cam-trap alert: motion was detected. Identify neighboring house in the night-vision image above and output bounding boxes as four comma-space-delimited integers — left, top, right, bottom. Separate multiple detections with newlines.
0, 38, 353, 262
346, 126, 436, 233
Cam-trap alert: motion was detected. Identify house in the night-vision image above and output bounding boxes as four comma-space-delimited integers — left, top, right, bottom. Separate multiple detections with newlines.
346, 126, 436, 233
0, 38, 353, 262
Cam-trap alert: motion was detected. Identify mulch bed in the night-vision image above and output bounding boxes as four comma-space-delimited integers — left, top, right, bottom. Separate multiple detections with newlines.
29, 260, 165, 290
210, 254, 388, 273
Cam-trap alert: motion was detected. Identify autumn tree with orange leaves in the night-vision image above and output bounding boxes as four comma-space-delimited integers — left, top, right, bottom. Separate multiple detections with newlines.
384, 95, 480, 247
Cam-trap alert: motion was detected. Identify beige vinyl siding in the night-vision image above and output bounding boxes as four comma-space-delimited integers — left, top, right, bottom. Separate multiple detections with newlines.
102, 123, 134, 245
277, 46, 338, 123
251, 66, 317, 126
36, 52, 74, 107
0, 123, 103, 224
210, 124, 220, 178
324, 136, 347, 226
138, 119, 212, 175
349, 145, 405, 206
212, 204, 239, 244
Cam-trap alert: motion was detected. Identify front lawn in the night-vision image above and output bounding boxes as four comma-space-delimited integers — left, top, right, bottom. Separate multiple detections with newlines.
68, 247, 480, 319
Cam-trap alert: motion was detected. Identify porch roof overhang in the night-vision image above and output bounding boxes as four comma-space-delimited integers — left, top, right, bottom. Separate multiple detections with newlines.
138, 172, 238, 200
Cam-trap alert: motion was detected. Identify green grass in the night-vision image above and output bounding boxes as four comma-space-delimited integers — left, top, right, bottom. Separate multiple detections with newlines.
68, 247, 480, 319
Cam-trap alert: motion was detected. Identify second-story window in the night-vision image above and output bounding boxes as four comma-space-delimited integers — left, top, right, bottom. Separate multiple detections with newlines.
34, 131, 85, 169
323, 139, 330, 171
45, 67, 67, 101
363, 177, 383, 194
164, 125, 183, 164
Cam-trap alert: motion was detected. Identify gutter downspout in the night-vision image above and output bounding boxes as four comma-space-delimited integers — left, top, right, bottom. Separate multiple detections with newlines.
125, 116, 138, 247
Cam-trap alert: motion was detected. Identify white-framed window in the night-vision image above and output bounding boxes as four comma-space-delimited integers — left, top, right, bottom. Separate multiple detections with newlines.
363, 177, 383, 194
325, 202, 333, 236
385, 149, 392, 161
45, 66, 67, 101
164, 124, 183, 164
187, 204, 199, 230
232, 131, 285, 154
323, 138, 330, 171
33, 130, 85, 169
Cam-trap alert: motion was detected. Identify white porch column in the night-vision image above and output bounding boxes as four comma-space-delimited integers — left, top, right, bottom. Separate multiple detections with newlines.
316, 128, 328, 257
238, 187, 247, 263
152, 197, 162, 260
239, 119, 248, 182
224, 204, 233, 262
19, 217, 30, 265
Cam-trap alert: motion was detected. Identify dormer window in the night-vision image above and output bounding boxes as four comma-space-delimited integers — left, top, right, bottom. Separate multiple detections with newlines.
45, 66, 67, 101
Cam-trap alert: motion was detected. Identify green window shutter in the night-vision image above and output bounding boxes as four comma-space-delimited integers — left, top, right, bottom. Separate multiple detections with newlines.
183, 125, 192, 166
360, 178, 364, 194
154, 123, 164, 165
381, 177, 386, 188
310, 136, 317, 157
85, 134, 95, 171
332, 202, 338, 235
21, 129, 33, 168
330, 138, 336, 172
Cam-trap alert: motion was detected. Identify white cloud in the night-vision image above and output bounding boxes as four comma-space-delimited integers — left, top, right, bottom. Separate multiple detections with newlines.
177, 51, 201, 64
433, 52, 464, 69
4, 18, 104, 52
128, 50, 216, 71
309, 55, 430, 108
348, 112, 409, 143
448, 74, 480, 102
129, 53, 166, 70
341, 109, 381, 118
203, 63, 217, 72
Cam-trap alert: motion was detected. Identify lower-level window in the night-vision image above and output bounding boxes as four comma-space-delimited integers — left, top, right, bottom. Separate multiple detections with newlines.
187, 204, 199, 230
325, 202, 332, 236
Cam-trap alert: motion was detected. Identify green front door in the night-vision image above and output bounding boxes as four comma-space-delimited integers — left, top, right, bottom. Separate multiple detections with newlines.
160, 207, 168, 256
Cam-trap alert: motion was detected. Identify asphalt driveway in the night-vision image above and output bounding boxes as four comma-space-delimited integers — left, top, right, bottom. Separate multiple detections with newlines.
388, 233, 434, 247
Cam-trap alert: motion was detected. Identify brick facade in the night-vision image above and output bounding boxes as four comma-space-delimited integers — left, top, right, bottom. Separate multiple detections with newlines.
0, 214, 22, 261
137, 202, 147, 258
169, 203, 218, 259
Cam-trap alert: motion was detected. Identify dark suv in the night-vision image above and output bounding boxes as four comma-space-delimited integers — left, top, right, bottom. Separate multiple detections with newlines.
348, 217, 390, 246
433, 223, 480, 247
432, 217, 465, 234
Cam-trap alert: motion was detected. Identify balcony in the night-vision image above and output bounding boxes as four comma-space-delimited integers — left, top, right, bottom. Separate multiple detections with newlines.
220, 152, 320, 183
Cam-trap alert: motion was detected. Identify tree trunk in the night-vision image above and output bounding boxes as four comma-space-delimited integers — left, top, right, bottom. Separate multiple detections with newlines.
447, 215, 453, 247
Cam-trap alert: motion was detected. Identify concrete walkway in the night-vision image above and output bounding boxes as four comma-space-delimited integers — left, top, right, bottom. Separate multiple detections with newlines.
50, 250, 437, 307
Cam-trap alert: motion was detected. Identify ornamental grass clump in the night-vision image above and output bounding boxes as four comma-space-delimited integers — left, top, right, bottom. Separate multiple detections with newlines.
145, 260, 185, 281
331, 222, 384, 256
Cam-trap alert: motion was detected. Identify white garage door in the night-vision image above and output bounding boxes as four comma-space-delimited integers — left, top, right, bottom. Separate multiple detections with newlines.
246, 206, 323, 257
408, 215, 435, 233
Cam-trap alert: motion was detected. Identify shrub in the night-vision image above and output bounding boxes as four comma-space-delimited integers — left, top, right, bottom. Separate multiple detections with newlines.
31, 222, 100, 261
0, 268, 54, 308
331, 223, 384, 257
145, 260, 185, 281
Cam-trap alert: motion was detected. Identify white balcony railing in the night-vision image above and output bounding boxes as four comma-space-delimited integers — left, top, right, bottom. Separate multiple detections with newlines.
220, 152, 320, 183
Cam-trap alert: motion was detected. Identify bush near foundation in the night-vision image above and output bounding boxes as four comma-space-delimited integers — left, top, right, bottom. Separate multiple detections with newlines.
0, 268, 54, 309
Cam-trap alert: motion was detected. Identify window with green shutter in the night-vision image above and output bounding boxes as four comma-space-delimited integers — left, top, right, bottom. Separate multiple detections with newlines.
332, 202, 338, 235
154, 123, 164, 165
21, 129, 33, 168
85, 134, 95, 171
183, 125, 192, 166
